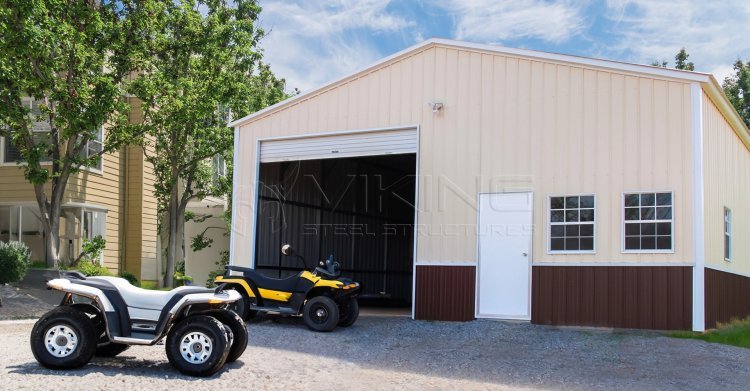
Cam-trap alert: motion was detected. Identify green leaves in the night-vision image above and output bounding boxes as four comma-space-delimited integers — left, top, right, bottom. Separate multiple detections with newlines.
723, 60, 750, 129
132, 0, 287, 214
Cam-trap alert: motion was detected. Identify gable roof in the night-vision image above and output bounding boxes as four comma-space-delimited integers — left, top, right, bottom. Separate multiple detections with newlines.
229, 38, 748, 146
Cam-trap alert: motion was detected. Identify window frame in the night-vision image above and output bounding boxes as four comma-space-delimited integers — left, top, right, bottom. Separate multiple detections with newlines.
621, 191, 675, 254
724, 207, 732, 262
80, 126, 104, 174
547, 193, 596, 255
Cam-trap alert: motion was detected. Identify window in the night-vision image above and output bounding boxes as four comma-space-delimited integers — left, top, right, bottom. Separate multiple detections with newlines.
2, 99, 102, 171
81, 209, 106, 265
623, 192, 673, 252
78, 127, 103, 171
212, 154, 226, 186
549, 195, 595, 252
724, 207, 732, 261
3, 98, 52, 164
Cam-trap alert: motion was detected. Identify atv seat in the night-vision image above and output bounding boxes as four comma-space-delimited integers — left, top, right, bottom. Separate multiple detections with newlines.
226, 265, 302, 292
79, 276, 214, 310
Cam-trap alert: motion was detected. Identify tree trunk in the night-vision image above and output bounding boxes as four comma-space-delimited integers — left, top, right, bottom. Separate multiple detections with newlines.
164, 188, 179, 287
45, 222, 61, 268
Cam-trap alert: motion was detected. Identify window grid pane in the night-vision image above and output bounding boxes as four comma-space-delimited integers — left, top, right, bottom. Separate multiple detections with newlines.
623, 192, 673, 251
550, 195, 595, 252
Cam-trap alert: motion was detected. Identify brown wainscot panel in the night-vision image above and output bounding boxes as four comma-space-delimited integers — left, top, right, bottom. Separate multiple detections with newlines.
705, 268, 750, 329
532, 266, 692, 330
415, 265, 476, 321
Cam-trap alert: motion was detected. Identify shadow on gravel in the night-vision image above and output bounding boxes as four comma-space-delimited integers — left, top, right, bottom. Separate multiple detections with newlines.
7, 355, 246, 380
244, 313, 750, 390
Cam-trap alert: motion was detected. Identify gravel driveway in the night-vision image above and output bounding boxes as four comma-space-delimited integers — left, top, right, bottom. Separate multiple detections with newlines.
2, 313, 750, 390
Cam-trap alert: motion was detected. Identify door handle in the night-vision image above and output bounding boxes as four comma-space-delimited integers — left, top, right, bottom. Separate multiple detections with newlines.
522, 252, 528, 257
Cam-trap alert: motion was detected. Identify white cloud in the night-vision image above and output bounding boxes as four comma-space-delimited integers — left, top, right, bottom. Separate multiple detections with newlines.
434, 0, 588, 43
604, 0, 750, 80
259, 0, 414, 92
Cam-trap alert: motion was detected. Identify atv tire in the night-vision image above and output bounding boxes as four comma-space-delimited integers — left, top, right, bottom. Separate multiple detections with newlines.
30, 306, 98, 369
303, 296, 340, 332
227, 289, 258, 321
337, 297, 359, 327
209, 309, 248, 363
166, 315, 230, 377
95, 342, 130, 357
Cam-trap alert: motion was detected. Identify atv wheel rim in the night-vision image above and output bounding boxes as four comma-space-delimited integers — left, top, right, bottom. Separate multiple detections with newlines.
311, 305, 329, 324
44, 324, 78, 358
180, 332, 212, 364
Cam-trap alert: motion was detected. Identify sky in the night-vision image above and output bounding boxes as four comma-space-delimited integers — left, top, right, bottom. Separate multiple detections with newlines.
256, 0, 750, 93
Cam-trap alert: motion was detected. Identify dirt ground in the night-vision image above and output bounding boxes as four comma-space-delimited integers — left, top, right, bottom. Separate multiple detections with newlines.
2, 312, 750, 390
0, 284, 54, 320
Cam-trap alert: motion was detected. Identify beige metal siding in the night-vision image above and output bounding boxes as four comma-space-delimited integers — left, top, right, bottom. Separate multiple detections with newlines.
703, 92, 750, 275
233, 44, 694, 266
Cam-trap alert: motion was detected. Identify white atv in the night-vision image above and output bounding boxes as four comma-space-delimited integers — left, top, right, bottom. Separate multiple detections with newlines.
30, 271, 247, 377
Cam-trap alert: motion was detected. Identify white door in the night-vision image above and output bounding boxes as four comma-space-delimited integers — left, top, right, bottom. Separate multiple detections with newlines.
259, 128, 418, 163
476, 192, 533, 319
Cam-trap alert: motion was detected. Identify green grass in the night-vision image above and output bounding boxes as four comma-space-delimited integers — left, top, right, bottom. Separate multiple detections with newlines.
28, 261, 48, 269
672, 317, 750, 349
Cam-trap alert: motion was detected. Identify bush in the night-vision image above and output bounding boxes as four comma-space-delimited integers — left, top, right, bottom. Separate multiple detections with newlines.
0, 241, 32, 284
119, 270, 139, 286
71, 236, 106, 267
77, 260, 112, 277
205, 250, 229, 288
173, 261, 193, 287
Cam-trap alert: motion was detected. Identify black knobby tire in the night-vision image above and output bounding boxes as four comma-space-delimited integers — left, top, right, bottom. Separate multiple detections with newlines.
337, 297, 359, 327
165, 315, 230, 377
303, 296, 340, 332
226, 288, 258, 321
30, 306, 98, 369
95, 342, 130, 357
208, 309, 248, 363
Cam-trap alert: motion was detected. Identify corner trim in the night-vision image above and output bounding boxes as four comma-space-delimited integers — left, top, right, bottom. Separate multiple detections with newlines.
691, 82, 706, 332
229, 126, 239, 266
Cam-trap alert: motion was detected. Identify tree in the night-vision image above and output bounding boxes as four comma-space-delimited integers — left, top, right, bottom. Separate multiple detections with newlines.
653, 48, 750, 128
674, 48, 695, 71
0, 0, 157, 267
129, 0, 288, 287
722, 60, 750, 128
651, 48, 694, 71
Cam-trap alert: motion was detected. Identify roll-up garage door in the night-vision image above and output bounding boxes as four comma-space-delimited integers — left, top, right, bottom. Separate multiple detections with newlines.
259, 128, 418, 163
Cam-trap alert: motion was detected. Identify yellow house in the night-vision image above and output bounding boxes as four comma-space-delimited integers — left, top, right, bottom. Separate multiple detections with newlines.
0, 98, 160, 285
228, 38, 750, 331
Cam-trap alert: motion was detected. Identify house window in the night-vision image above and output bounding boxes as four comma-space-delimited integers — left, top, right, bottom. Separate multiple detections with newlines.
2, 99, 102, 170
724, 207, 732, 261
549, 195, 595, 252
212, 154, 226, 186
623, 192, 673, 252
81, 209, 106, 265
0, 205, 45, 263
3, 98, 52, 163
78, 127, 103, 171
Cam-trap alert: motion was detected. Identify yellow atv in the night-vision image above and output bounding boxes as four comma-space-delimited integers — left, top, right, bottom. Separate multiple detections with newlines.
215, 244, 360, 332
